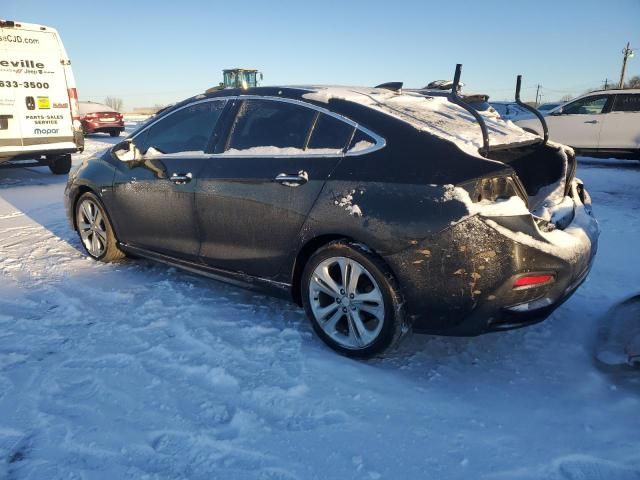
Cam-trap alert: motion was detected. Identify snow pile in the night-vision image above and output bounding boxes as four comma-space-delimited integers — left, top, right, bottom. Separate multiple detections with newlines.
334, 189, 363, 217
348, 140, 374, 153
529, 141, 573, 217
443, 178, 599, 263
225, 146, 342, 156
0, 132, 638, 479
443, 184, 530, 217
303, 87, 537, 157
78, 102, 117, 115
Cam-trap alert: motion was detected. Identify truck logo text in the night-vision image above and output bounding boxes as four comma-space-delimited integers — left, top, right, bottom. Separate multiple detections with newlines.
0, 59, 45, 69
34, 127, 59, 135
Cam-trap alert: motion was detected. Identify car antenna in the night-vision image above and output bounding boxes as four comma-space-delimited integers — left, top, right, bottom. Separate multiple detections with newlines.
447, 64, 490, 157
515, 75, 549, 144
375, 82, 403, 93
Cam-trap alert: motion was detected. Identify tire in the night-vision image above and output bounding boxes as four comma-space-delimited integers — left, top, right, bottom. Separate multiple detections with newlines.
75, 192, 125, 262
48, 154, 71, 175
301, 241, 406, 358
110, 130, 121, 137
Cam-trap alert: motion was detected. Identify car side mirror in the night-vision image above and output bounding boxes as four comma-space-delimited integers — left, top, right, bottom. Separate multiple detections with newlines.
551, 108, 564, 116
112, 139, 142, 162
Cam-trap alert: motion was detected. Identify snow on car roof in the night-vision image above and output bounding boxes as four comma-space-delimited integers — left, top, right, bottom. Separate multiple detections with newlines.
78, 102, 117, 114
302, 86, 538, 157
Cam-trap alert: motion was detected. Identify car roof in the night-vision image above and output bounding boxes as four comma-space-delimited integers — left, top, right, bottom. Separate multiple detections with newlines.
164, 85, 537, 157
78, 101, 116, 113
578, 88, 640, 96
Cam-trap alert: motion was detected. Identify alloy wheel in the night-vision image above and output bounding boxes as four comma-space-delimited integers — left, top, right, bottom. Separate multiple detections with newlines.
308, 256, 385, 349
77, 198, 107, 258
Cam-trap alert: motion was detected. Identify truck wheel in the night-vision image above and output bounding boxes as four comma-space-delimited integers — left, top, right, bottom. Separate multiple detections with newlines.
110, 130, 121, 137
48, 154, 72, 175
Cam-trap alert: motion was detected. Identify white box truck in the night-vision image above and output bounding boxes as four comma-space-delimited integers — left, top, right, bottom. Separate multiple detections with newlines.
0, 19, 83, 174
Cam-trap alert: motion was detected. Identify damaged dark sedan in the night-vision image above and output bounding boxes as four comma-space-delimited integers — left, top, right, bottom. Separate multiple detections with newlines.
64, 80, 599, 358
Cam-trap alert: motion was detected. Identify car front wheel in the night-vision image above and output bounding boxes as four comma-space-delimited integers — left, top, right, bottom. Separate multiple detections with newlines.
301, 241, 406, 358
75, 192, 125, 262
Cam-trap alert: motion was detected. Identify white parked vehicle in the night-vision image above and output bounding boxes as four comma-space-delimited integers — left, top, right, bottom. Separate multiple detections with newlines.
515, 89, 640, 159
490, 101, 531, 121
0, 19, 83, 174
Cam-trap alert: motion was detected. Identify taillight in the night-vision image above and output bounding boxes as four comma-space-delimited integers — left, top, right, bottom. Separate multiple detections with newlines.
67, 88, 81, 127
513, 274, 555, 289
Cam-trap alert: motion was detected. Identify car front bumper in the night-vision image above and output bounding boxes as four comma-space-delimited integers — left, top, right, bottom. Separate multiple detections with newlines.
384, 181, 599, 336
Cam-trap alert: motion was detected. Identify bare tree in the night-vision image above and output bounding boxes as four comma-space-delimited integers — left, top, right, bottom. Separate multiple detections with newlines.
560, 94, 573, 102
626, 75, 640, 89
104, 96, 124, 112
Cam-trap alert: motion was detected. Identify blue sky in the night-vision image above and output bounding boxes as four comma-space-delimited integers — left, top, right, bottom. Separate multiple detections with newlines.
5, 0, 640, 110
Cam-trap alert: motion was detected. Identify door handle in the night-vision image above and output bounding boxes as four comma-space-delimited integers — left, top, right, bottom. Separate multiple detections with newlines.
274, 171, 309, 187
584, 120, 598, 124
170, 172, 193, 184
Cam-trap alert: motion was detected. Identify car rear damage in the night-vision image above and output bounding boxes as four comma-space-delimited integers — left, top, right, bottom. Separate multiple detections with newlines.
388, 145, 598, 334
367, 65, 599, 334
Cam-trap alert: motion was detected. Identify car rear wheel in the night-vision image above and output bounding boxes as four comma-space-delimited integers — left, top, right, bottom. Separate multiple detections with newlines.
301, 241, 406, 358
75, 192, 125, 262
48, 154, 71, 175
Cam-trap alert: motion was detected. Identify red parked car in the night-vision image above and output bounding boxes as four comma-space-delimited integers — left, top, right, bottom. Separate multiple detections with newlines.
78, 101, 124, 137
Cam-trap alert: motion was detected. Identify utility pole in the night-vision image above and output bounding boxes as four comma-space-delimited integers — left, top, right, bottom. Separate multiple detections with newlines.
618, 42, 635, 88
535, 84, 541, 107
603, 78, 609, 90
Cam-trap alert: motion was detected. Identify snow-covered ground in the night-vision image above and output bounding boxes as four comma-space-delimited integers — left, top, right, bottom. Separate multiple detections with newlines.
1, 133, 639, 479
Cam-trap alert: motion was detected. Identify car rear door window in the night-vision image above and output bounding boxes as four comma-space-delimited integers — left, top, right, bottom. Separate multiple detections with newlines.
563, 95, 609, 115
307, 113, 355, 153
136, 101, 225, 155
226, 99, 316, 152
612, 94, 640, 112
347, 129, 376, 153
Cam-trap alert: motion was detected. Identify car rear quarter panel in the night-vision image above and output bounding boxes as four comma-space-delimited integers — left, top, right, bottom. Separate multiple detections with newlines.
298, 120, 511, 257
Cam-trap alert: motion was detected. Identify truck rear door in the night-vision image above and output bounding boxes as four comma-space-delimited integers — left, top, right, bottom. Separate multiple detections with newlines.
0, 30, 23, 153
0, 24, 75, 158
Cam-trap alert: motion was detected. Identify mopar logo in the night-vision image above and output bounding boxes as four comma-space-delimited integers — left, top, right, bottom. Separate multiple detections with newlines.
34, 127, 58, 135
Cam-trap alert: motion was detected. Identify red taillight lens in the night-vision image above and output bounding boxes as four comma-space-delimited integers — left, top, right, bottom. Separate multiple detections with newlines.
68, 88, 80, 121
513, 274, 555, 289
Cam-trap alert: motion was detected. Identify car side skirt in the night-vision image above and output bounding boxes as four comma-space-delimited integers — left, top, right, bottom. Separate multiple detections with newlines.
119, 243, 293, 299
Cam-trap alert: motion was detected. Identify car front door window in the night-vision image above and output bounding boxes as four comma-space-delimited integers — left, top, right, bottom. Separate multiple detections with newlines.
136, 100, 225, 155
563, 96, 608, 115
110, 100, 227, 258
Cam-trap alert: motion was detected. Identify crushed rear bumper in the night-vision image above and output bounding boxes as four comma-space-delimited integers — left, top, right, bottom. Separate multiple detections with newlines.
384, 179, 599, 335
